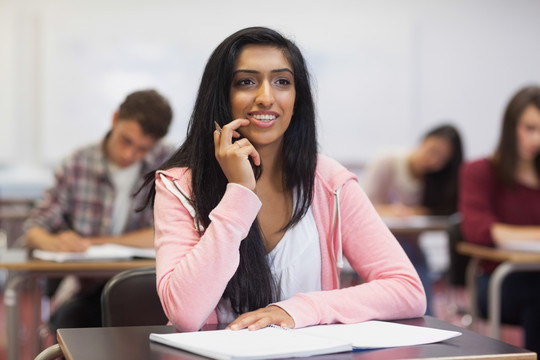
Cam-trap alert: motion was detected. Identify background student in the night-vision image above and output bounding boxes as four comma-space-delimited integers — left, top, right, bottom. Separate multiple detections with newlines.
23, 88, 174, 330
459, 85, 540, 353
362, 124, 464, 314
144, 26, 425, 332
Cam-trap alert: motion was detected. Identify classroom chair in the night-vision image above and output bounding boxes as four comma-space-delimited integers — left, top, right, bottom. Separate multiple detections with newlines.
444, 219, 472, 327
100, 266, 168, 327
33, 343, 63, 360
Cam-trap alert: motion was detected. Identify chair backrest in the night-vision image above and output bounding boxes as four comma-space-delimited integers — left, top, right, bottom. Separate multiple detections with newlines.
101, 266, 168, 327
446, 220, 470, 287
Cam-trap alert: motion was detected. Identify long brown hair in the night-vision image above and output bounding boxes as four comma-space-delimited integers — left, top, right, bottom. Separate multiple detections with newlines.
493, 85, 540, 185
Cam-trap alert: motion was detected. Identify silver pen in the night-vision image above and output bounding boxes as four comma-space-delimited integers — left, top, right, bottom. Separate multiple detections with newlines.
214, 121, 222, 134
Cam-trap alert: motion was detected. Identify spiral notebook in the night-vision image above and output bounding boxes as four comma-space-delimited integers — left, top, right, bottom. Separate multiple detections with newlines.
149, 321, 461, 360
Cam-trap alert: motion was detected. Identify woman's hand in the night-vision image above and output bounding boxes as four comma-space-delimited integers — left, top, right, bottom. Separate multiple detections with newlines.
214, 119, 260, 191
226, 305, 295, 331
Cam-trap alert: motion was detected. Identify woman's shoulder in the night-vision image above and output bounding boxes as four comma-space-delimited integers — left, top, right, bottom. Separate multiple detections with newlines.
157, 166, 190, 178
365, 149, 409, 173
316, 154, 349, 174
156, 167, 193, 193
462, 157, 493, 175
461, 157, 498, 186
315, 154, 358, 189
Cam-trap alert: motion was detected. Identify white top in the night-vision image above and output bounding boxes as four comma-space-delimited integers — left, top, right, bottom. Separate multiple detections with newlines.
107, 161, 142, 235
362, 150, 423, 206
217, 207, 321, 323
267, 206, 322, 301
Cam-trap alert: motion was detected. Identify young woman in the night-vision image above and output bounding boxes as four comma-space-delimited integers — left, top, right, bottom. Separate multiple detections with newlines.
362, 124, 463, 315
144, 26, 425, 332
459, 85, 540, 352
363, 124, 463, 217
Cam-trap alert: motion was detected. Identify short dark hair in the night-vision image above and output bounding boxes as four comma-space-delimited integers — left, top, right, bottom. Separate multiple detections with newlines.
117, 89, 173, 139
493, 85, 540, 185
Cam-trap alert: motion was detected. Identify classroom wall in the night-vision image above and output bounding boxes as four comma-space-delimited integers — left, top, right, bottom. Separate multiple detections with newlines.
1, 0, 540, 175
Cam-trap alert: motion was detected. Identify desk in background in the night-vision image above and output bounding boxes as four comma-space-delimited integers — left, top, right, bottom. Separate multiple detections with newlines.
0, 249, 155, 360
56, 316, 536, 360
382, 215, 453, 236
457, 242, 540, 340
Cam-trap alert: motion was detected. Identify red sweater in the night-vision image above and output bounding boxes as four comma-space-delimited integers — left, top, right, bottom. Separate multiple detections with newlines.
459, 158, 540, 271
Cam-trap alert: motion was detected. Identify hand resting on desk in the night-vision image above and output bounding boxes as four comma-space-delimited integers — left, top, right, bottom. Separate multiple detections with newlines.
226, 305, 295, 331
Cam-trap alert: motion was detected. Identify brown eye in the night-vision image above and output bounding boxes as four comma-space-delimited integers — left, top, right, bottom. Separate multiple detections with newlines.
236, 79, 255, 86
275, 78, 291, 85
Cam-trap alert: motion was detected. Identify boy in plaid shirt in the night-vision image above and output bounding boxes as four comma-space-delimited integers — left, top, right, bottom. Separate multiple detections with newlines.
23, 89, 174, 329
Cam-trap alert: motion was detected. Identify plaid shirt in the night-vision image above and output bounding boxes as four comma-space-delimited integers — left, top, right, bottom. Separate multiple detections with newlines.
24, 136, 173, 237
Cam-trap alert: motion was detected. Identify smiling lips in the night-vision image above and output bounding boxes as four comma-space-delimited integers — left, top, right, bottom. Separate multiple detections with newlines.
249, 112, 278, 128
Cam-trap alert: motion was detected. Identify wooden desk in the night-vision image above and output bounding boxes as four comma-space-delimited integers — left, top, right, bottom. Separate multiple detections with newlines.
56, 316, 536, 360
0, 249, 155, 360
457, 242, 540, 340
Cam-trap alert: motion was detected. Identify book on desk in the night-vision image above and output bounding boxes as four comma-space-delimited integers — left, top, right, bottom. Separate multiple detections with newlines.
32, 243, 156, 262
149, 320, 462, 360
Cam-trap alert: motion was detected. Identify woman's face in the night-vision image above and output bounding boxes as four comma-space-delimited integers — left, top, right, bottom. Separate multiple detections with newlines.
516, 104, 540, 162
230, 45, 296, 149
414, 136, 453, 174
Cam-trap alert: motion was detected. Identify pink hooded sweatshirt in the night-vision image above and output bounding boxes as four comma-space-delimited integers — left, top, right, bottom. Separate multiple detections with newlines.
153, 154, 426, 332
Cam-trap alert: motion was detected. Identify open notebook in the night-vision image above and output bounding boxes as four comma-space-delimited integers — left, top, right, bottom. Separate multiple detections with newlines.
32, 243, 155, 262
149, 320, 461, 360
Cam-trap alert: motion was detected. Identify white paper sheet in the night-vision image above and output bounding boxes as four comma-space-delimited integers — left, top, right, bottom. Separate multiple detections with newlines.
32, 243, 155, 262
150, 321, 461, 359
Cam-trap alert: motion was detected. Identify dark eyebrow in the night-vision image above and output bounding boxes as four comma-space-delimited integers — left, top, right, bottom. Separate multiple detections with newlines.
233, 68, 293, 75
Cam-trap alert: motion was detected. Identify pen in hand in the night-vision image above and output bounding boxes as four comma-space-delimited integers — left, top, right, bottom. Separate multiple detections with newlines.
213, 119, 261, 186
214, 121, 222, 134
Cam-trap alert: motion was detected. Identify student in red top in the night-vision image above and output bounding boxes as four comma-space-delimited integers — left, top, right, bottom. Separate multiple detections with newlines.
459, 85, 540, 352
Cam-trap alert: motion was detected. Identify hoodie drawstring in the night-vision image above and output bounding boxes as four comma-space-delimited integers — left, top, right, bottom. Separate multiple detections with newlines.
332, 186, 344, 269
158, 172, 204, 232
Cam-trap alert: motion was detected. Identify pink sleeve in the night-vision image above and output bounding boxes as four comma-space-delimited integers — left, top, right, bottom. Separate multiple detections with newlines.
275, 180, 426, 328
154, 172, 261, 331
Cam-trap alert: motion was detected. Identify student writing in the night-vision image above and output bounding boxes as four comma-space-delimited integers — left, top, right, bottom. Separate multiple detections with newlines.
23, 89, 174, 330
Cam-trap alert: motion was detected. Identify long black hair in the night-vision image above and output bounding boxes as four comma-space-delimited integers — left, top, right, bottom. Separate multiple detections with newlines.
140, 27, 317, 314
420, 124, 463, 215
